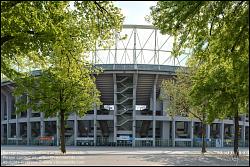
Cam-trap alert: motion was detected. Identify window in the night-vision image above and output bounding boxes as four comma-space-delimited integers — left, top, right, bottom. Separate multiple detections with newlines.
11, 96, 16, 119
175, 121, 190, 138
44, 121, 56, 136
3, 95, 7, 120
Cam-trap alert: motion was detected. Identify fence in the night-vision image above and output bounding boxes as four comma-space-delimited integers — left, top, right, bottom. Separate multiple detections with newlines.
1, 137, 249, 147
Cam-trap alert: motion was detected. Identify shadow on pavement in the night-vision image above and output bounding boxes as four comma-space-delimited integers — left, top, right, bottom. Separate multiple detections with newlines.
128, 154, 249, 166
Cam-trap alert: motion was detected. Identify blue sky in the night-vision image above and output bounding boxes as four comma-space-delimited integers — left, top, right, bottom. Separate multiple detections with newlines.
113, 1, 157, 25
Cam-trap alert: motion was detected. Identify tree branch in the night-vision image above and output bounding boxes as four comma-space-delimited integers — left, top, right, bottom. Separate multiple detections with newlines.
1, 1, 23, 13
1, 35, 15, 46
93, 1, 109, 15
1, 31, 46, 46
231, 23, 247, 53
190, 110, 203, 122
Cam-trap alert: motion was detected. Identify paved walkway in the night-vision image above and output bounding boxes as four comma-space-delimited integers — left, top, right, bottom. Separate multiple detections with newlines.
1, 146, 249, 166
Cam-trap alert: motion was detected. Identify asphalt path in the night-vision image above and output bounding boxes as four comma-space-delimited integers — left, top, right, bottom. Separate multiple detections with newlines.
1, 146, 249, 166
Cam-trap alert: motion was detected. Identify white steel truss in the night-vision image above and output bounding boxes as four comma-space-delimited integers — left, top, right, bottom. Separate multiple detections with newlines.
90, 25, 191, 66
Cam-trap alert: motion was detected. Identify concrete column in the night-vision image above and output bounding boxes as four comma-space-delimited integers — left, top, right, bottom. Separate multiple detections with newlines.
152, 74, 158, 147
1, 124, 3, 144
207, 124, 210, 140
242, 115, 246, 146
113, 74, 117, 144
221, 121, 224, 147
6, 94, 11, 144
1, 94, 4, 143
15, 97, 20, 145
132, 73, 137, 147
162, 121, 170, 139
16, 116, 20, 145
133, 28, 137, 69
27, 96, 31, 145
172, 118, 175, 147
94, 104, 97, 146
1, 94, 3, 121
152, 86, 156, 147
190, 120, 194, 147
74, 113, 77, 146
40, 113, 45, 137
113, 34, 118, 69
56, 113, 60, 146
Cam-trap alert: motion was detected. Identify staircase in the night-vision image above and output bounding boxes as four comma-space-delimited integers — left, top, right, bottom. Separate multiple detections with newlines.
116, 76, 133, 132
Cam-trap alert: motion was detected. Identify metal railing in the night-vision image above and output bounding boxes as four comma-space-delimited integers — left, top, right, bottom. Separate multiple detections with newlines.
155, 139, 173, 147
30, 136, 56, 146
96, 137, 116, 146
65, 136, 74, 146
76, 140, 94, 146
175, 140, 192, 147
117, 140, 133, 147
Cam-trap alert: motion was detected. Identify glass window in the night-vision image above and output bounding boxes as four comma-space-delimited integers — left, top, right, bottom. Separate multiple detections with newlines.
11, 96, 16, 119
65, 120, 74, 137
193, 122, 205, 139
44, 121, 56, 137
20, 123, 27, 138
175, 121, 190, 138
224, 124, 234, 139
31, 112, 40, 117
245, 127, 249, 140
78, 120, 94, 137
10, 123, 16, 138
2, 95, 7, 120
31, 122, 40, 137
20, 94, 27, 118
210, 123, 221, 139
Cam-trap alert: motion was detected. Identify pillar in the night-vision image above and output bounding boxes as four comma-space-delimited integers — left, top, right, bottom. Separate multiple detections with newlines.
74, 113, 77, 146
56, 113, 60, 146
113, 74, 117, 144
1, 94, 4, 143
221, 121, 224, 147
16, 113, 20, 145
27, 96, 31, 145
172, 118, 175, 147
162, 121, 170, 139
6, 94, 11, 144
190, 120, 194, 147
132, 73, 137, 147
152, 74, 158, 147
40, 113, 45, 137
94, 104, 97, 146
242, 115, 246, 146
207, 124, 210, 140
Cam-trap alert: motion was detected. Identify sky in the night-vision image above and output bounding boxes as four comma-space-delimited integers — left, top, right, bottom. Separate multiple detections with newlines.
113, 1, 157, 25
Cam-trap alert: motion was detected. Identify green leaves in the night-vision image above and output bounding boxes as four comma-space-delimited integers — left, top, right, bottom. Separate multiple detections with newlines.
7, 0, 124, 120
1, 1, 124, 80
153, 1, 248, 123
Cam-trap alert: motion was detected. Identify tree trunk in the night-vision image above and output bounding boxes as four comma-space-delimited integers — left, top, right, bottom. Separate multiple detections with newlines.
60, 109, 66, 153
201, 122, 207, 153
233, 109, 239, 157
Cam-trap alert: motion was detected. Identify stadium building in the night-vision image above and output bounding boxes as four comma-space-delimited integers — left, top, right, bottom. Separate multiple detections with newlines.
1, 25, 249, 147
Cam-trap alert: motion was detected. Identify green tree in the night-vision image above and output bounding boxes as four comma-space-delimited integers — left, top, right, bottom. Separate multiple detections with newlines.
13, 44, 101, 153
161, 69, 213, 153
1, 1, 124, 79
151, 1, 248, 157
6, 1, 124, 153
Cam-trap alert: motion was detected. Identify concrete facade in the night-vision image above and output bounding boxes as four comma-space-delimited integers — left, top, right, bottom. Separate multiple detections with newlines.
1, 64, 249, 147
